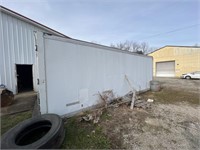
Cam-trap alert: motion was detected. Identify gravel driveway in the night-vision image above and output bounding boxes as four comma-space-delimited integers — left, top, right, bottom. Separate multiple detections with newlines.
154, 77, 200, 94
100, 77, 200, 150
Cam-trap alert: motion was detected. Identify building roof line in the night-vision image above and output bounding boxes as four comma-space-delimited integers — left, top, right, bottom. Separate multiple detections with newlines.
0, 5, 71, 39
148, 45, 200, 54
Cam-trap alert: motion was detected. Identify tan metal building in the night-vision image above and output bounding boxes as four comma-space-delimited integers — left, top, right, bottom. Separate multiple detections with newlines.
148, 46, 200, 77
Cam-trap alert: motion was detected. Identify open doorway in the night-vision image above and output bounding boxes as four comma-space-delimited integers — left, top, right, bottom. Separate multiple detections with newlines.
16, 65, 33, 93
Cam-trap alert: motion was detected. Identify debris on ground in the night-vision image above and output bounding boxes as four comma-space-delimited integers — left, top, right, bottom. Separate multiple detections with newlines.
134, 100, 151, 109
98, 90, 115, 108
82, 90, 153, 124
147, 98, 154, 103
82, 114, 93, 122
124, 75, 137, 109
121, 92, 152, 109
81, 108, 103, 124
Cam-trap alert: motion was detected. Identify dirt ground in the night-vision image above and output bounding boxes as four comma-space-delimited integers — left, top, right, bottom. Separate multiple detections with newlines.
99, 77, 200, 149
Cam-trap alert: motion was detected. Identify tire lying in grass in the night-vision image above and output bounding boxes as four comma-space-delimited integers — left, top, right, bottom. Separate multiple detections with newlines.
1, 114, 65, 149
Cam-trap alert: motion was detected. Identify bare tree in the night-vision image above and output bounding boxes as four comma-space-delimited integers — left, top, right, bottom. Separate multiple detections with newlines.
117, 42, 129, 50
111, 41, 132, 51
140, 42, 149, 54
111, 41, 141, 52
131, 42, 141, 52
110, 41, 151, 55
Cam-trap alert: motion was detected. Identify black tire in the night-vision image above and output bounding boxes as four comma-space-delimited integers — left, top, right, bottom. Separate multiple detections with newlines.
185, 76, 191, 80
1, 114, 65, 149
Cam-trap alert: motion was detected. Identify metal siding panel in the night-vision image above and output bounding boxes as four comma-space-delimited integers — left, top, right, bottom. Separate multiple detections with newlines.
24, 23, 29, 63
21, 21, 25, 64
27, 29, 32, 63
13, 17, 19, 63
1, 10, 69, 93
23, 23, 27, 63
15, 19, 20, 63
7, 16, 13, 91
1, 12, 40, 93
8, 15, 16, 91
3, 14, 10, 91
2, 13, 12, 91
18, 19, 24, 64
2, 13, 7, 85
0, 11, 3, 84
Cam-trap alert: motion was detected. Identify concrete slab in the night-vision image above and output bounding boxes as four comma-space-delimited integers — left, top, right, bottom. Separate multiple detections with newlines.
0, 91, 37, 116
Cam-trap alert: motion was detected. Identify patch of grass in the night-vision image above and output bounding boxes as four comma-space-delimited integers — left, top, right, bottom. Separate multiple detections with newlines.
1, 111, 32, 135
1, 110, 111, 149
141, 89, 199, 105
61, 117, 111, 149
100, 109, 112, 121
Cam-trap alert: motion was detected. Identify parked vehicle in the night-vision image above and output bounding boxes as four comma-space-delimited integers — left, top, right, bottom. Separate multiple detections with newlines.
181, 71, 200, 79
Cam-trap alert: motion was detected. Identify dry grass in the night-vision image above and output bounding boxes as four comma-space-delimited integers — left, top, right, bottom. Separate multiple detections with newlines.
141, 88, 200, 105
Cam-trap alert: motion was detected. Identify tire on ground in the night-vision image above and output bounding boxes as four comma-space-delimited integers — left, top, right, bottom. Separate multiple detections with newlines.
1, 113, 65, 149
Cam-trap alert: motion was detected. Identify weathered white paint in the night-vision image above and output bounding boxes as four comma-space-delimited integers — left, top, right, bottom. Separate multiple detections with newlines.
38, 34, 153, 115
0, 11, 36, 93
37, 32, 48, 114
0, 7, 66, 94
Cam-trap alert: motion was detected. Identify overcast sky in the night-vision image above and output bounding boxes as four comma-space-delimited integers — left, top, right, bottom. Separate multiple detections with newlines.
1, 0, 199, 48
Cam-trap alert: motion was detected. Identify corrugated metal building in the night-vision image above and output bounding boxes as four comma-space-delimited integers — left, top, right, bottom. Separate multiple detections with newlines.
148, 46, 200, 77
1, 6, 153, 115
0, 6, 69, 94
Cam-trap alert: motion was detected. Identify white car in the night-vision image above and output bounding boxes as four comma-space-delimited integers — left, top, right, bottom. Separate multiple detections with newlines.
181, 71, 200, 79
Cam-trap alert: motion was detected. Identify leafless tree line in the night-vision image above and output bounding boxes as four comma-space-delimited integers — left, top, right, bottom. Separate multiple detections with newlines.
110, 41, 156, 55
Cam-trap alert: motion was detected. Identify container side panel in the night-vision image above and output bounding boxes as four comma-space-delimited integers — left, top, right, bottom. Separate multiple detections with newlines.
43, 37, 152, 115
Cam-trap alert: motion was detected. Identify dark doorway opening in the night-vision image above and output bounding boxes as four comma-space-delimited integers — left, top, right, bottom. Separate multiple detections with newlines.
16, 65, 33, 93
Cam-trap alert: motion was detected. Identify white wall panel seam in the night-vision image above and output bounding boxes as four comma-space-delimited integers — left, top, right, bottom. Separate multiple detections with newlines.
10, 15, 16, 91
6, 14, 12, 89
16, 19, 20, 63
2, 13, 7, 86
25, 23, 29, 63
0, 11, 3, 84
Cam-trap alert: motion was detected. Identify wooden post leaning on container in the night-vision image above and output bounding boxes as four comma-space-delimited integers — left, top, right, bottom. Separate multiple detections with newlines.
125, 75, 136, 109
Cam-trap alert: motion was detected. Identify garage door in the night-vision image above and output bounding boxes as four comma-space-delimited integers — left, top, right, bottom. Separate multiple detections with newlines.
156, 61, 175, 77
